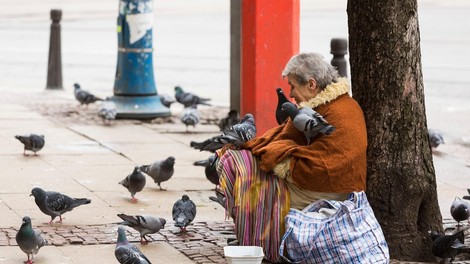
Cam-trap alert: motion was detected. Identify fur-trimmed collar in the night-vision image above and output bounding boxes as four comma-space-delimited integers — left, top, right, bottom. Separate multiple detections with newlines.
299, 78, 350, 109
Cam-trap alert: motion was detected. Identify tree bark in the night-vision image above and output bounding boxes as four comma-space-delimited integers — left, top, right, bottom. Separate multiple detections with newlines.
347, 0, 442, 261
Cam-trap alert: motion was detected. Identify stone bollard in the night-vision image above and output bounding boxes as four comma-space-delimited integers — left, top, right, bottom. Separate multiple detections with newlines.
46, 9, 63, 90
330, 38, 348, 78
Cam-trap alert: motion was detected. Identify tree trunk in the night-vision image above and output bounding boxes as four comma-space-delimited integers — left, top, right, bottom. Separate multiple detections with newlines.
347, 0, 443, 261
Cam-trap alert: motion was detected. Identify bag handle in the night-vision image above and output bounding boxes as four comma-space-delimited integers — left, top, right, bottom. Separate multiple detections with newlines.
279, 216, 328, 263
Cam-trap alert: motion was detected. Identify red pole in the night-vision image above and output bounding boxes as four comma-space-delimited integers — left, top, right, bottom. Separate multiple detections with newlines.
241, 0, 300, 135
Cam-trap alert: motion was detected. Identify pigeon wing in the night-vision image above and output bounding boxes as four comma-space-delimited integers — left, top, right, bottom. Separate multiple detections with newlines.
30, 134, 45, 150
45, 191, 72, 212
115, 245, 151, 264
184, 200, 197, 224
172, 200, 182, 221
34, 229, 48, 250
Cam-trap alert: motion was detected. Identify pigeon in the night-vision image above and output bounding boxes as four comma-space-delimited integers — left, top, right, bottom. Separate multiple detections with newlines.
30, 187, 91, 225
208, 188, 226, 209
159, 94, 176, 108
16, 216, 48, 264
116, 214, 166, 244
97, 100, 117, 125
275, 87, 290, 125
193, 155, 219, 186
139, 156, 175, 191
172, 195, 197, 232
431, 226, 470, 263
119, 166, 147, 203
281, 102, 335, 144
73, 83, 103, 107
174, 86, 211, 108
190, 136, 218, 153
115, 226, 152, 264
208, 188, 235, 219
428, 129, 444, 149
218, 110, 240, 130
451, 197, 470, 226
180, 106, 200, 131
15, 134, 45, 156
195, 113, 256, 152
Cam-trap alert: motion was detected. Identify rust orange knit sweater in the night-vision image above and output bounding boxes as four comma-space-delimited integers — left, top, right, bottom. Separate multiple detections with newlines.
243, 79, 367, 193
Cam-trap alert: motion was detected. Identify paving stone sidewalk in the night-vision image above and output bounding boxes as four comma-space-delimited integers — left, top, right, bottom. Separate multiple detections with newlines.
0, 221, 235, 264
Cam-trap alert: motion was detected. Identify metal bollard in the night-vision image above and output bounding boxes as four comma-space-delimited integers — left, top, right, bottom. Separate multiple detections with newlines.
46, 9, 63, 90
110, 0, 170, 119
330, 38, 348, 78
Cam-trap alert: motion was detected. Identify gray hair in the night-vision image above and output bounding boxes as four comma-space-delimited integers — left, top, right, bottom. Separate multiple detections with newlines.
281, 52, 339, 90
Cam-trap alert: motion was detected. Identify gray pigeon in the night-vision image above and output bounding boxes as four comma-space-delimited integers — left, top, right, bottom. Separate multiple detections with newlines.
218, 110, 240, 130
193, 155, 219, 186
116, 214, 166, 244
159, 94, 176, 108
431, 226, 470, 263
282, 102, 335, 144
180, 106, 200, 131
197, 113, 256, 152
16, 216, 48, 264
119, 166, 147, 203
451, 197, 470, 226
74, 83, 103, 107
172, 194, 197, 232
97, 100, 117, 125
428, 129, 444, 149
115, 226, 152, 264
208, 188, 225, 209
275, 87, 290, 125
30, 187, 91, 225
15, 134, 45, 156
174, 86, 211, 108
140, 156, 175, 191
208, 188, 235, 219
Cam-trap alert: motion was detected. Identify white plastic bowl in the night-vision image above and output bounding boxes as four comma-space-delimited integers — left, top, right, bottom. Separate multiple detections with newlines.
224, 246, 264, 264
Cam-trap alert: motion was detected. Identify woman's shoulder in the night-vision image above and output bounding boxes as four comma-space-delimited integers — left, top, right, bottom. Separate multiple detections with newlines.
316, 93, 363, 115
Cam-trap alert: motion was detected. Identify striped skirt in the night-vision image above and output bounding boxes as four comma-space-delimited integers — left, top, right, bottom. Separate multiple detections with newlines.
216, 148, 290, 263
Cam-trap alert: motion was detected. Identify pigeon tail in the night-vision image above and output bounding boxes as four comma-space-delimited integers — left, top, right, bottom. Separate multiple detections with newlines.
193, 159, 209, 166
72, 198, 91, 208
198, 100, 211, 106
190, 137, 215, 152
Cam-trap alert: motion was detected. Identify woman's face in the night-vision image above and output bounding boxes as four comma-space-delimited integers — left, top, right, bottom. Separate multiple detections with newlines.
287, 74, 320, 104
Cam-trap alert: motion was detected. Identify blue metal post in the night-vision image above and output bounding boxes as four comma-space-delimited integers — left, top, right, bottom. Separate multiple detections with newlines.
110, 0, 170, 119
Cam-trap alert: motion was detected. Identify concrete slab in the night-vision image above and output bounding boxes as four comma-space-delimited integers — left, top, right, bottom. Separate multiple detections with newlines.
0, 167, 85, 194
0, 202, 21, 228
69, 164, 137, 192
101, 141, 212, 165
40, 153, 133, 166
68, 124, 176, 143
0, 245, 70, 264
57, 242, 195, 264
0, 242, 194, 264
99, 189, 226, 222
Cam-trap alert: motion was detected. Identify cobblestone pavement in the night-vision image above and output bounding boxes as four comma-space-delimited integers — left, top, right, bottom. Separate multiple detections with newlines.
0, 221, 235, 264
3, 218, 470, 263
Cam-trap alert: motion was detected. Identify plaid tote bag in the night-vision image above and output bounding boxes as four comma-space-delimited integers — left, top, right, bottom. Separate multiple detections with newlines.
279, 191, 389, 263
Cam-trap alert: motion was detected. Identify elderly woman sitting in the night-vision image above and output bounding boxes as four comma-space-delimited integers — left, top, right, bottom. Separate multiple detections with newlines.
216, 52, 386, 263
